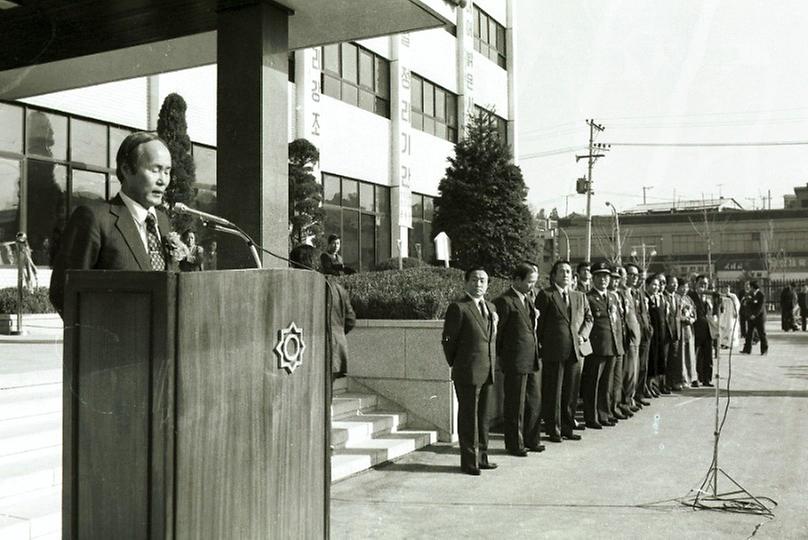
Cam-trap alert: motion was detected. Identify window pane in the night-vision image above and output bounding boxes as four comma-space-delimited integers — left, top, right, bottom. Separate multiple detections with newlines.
423, 220, 435, 263
374, 98, 390, 118
409, 221, 424, 258
423, 82, 434, 117
27, 161, 67, 266
411, 76, 423, 111
71, 169, 106, 212
376, 185, 390, 214
435, 123, 447, 140
411, 195, 423, 221
480, 13, 488, 43
489, 19, 497, 45
324, 206, 341, 241
193, 145, 217, 189
423, 116, 435, 135
360, 212, 375, 272
323, 173, 341, 205
376, 213, 391, 265
323, 44, 339, 73
474, 9, 480, 38
109, 177, 121, 200
497, 25, 506, 53
446, 94, 457, 127
109, 127, 133, 171
359, 49, 373, 89
435, 90, 446, 121
70, 119, 107, 167
448, 127, 457, 143
375, 57, 390, 98
323, 73, 341, 99
359, 182, 374, 212
342, 178, 359, 208
411, 111, 423, 130
0, 103, 24, 154
423, 195, 434, 221
0, 158, 21, 261
27, 111, 68, 161
341, 82, 358, 106
342, 210, 359, 270
358, 89, 374, 112
341, 43, 358, 83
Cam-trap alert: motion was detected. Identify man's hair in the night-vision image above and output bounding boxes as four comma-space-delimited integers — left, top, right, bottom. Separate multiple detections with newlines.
513, 262, 538, 281
522, 259, 539, 271
289, 244, 318, 270
624, 262, 639, 273
464, 266, 487, 282
550, 260, 571, 277
327, 234, 341, 244
181, 229, 195, 242
115, 131, 167, 182
645, 273, 659, 285
750, 280, 759, 289
576, 261, 591, 274
695, 274, 709, 282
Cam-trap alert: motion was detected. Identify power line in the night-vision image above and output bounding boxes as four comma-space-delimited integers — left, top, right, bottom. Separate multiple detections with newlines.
606, 141, 808, 148
518, 145, 588, 160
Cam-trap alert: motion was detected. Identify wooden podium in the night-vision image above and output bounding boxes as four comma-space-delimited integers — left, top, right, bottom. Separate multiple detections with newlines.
62, 269, 329, 539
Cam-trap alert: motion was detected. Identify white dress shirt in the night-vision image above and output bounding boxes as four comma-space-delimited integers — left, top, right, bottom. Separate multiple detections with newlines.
119, 191, 161, 252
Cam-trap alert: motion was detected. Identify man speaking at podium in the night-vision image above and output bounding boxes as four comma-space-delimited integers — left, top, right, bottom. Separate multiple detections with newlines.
49, 132, 176, 315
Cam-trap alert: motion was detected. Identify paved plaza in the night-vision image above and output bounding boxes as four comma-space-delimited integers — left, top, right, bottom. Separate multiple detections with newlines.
331, 321, 808, 539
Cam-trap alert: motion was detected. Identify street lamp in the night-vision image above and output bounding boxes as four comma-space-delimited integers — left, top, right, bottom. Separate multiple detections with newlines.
558, 227, 571, 261
630, 243, 657, 277
605, 201, 621, 264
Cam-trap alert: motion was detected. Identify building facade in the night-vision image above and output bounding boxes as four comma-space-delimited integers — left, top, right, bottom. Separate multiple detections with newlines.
0, 0, 516, 284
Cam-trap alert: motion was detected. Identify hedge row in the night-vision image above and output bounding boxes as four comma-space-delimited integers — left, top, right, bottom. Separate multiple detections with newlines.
0, 287, 56, 314
338, 266, 509, 320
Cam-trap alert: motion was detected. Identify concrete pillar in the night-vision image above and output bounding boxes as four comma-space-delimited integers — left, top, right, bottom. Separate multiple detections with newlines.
456, 1, 476, 139
146, 75, 160, 131
390, 35, 413, 259
217, 1, 290, 268
506, 0, 518, 161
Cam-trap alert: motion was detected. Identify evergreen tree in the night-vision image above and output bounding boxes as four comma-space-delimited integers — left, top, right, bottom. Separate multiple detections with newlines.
288, 138, 324, 247
156, 93, 197, 232
432, 109, 538, 277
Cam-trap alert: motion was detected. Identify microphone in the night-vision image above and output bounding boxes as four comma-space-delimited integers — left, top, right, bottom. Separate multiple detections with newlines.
172, 203, 234, 227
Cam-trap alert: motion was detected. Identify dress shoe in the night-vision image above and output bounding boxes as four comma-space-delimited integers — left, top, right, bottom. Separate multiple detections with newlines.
671, 384, 683, 391
602, 420, 616, 427
661, 387, 671, 395
527, 445, 546, 453
562, 433, 582, 441
507, 448, 528, 457
702, 381, 714, 387
613, 411, 628, 420
637, 398, 651, 406
619, 408, 634, 418
572, 424, 586, 431
461, 466, 481, 476
629, 405, 641, 412
761, 351, 768, 356
547, 435, 563, 443
607, 417, 618, 424
690, 381, 699, 388
479, 462, 498, 470
585, 422, 603, 429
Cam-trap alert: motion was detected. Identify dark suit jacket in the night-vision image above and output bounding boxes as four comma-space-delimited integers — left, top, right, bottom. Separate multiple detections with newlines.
537, 286, 593, 363
328, 278, 356, 374
798, 291, 808, 312
663, 291, 680, 341
747, 289, 767, 321
494, 288, 539, 374
687, 289, 714, 341
618, 287, 641, 347
442, 296, 497, 386
586, 288, 624, 356
49, 195, 175, 314
637, 289, 653, 341
320, 251, 344, 275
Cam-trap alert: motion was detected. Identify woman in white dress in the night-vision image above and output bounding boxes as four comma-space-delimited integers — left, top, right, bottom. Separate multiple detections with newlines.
677, 281, 698, 386
719, 284, 742, 350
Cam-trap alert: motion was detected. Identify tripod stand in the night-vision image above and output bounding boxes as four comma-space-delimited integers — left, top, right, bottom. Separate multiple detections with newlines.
682, 296, 776, 516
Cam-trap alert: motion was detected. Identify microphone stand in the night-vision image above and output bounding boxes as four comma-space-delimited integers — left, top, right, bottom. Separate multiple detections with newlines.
203, 222, 262, 269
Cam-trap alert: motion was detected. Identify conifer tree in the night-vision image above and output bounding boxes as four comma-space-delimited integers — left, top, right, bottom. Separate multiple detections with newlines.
156, 93, 196, 232
432, 109, 538, 277
288, 138, 324, 247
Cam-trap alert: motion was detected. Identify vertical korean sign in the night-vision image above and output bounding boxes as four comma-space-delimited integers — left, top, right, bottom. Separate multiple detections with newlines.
393, 33, 413, 231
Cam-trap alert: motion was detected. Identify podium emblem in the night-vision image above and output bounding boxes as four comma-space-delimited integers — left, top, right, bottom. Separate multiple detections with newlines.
274, 322, 306, 374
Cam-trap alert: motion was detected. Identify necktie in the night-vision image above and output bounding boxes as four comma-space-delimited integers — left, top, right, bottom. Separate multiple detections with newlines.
478, 300, 488, 319
562, 290, 568, 306
145, 214, 166, 271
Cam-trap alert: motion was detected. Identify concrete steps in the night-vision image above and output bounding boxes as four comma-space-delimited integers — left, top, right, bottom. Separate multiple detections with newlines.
0, 373, 436, 538
329, 378, 437, 482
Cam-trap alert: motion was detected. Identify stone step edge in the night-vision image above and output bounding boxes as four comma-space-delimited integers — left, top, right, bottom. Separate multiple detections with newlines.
331, 410, 407, 449
331, 430, 438, 482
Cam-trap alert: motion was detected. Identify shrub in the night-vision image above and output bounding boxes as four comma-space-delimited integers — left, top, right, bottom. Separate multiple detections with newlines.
374, 257, 426, 271
338, 267, 510, 320
0, 287, 56, 314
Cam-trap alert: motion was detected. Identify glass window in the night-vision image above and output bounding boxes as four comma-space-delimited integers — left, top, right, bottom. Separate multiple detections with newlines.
376, 213, 391, 264
375, 185, 390, 214
323, 44, 339, 73
27, 111, 68, 161
342, 178, 359, 208
323, 173, 341, 205
358, 89, 374, 112
0, 158, 21, 259
434, 90, 446, 122
411, 111, 423, 131
410, 75, 456, 142
423, 195, 434, 221
324, 206, 341, 239
360, 213, 375, 272
411, 194, 423, 221
341, 82, 358, 106
423, 221, 435, 262
342, 210, 359, 269
447, 94, 457, 127
409, 221, 424, 259
411, 76, 423, 111
375, 57, 389, 98
71, 169, 106, 212
359, 182, 374, 212
193, 145, 217, 188
0, 103, 24, 154
26, 161, 67, 266
359, 49, 373, 89
423, 81, 434, 117
341, 43, 357, 83
323, 74, 341, 99
109, 127, 133, 170
70, 119, 107, 167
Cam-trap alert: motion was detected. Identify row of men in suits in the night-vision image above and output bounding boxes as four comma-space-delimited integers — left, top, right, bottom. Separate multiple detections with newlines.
440, 258, 755, 475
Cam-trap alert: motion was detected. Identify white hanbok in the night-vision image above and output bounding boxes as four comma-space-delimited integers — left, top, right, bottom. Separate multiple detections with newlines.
719, 293, 741, 350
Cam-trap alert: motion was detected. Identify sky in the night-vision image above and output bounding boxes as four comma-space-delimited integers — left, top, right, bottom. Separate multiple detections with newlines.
515, 0, 808, 217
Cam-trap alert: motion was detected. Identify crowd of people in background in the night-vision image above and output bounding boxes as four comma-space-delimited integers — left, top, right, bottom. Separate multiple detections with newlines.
441, 259, 771, 475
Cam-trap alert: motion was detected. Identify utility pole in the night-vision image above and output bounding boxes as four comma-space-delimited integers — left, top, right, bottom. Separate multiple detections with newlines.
642, 185, 653, 205
576, 119, 607, 262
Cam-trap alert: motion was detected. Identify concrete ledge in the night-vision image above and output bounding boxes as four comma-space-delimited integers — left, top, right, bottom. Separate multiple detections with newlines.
0, 314, 62, 336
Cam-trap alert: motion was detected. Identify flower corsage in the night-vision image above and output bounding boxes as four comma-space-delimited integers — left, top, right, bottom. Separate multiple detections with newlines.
164, 232, 190, 262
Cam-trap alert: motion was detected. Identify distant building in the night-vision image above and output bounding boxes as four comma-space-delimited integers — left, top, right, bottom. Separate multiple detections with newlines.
784, 182, 808, 209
